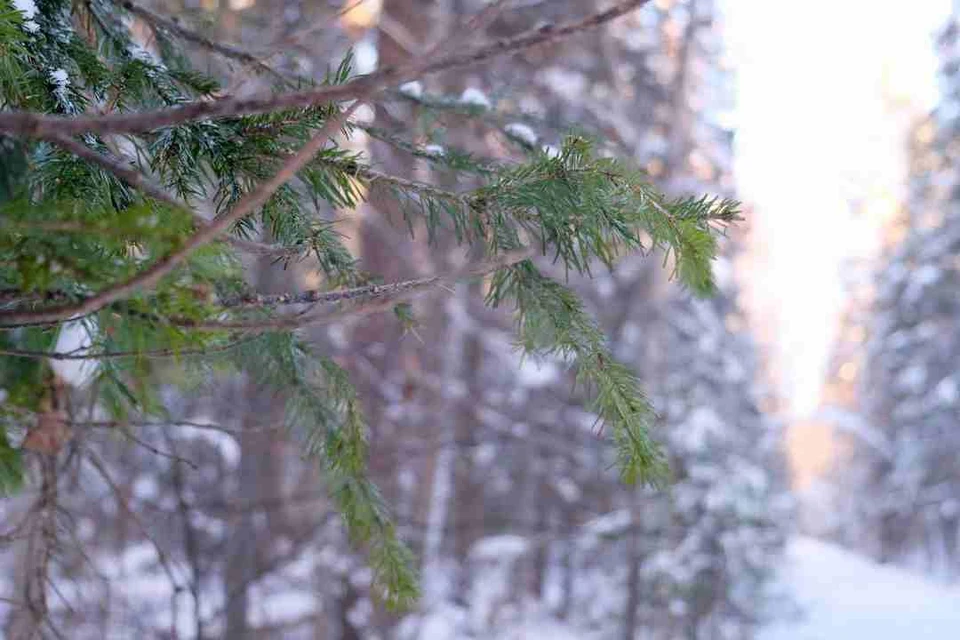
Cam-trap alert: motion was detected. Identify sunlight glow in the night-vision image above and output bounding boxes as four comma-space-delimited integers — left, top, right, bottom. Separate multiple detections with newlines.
724, 0, 950, 418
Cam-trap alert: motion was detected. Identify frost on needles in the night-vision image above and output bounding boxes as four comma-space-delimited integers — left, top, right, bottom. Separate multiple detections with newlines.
0, 0, 738, 608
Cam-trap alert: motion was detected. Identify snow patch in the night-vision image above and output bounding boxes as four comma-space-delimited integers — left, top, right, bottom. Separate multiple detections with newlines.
934, 376, 958, 405
516, 357, 559, 388
51, 320, 98, 387
13, 0, 40, 30
760, 537, 960, 640
13, 0, 37, 19
354, 38, 378, 74
181, 421, 241, 467
399, 81, 423, 98
552, 477, 581, 503
583, 509, 630, 538
471, 535, 529, 561
541, 67, 587, 102
460, 87, 491, 109
504, 122, 538, 146
897, 365, 927, 392
352, 103, 376, 124
49, 68, 70, 103
542, 144, 561, 158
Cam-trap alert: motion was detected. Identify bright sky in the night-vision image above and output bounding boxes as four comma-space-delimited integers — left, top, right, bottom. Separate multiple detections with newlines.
723, 0, 951, 418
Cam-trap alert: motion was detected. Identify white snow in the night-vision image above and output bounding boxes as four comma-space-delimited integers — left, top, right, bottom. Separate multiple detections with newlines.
470, 535, 529, 561
354, 38, 378, 74
516, 357, 559, 388
13, 0, 39, 30
541, 67, 587, 102
49, 69, 68, 85
760, 536, 960, 640
897, 364, 927, 392
13, 0, 37, 19
128, 42, 159, 64
552, 477, 581, 503
424, 144, 446, 157
582, 509, 630, 539
51, 320, 98, 387
504, 122, 538, 146
912, 264, 941, 286
542, 144, 561, 158
180, 421, 241, 467
399, 81, 424, 98
132, 475, 160, 502
934, 376, 958, 405
460, 87, 492, 110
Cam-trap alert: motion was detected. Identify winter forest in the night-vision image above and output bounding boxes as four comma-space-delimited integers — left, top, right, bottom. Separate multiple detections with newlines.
0, 0, 959, 638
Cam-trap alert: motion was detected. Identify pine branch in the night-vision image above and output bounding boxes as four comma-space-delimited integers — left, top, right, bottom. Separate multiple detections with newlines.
0, 0, 651, 138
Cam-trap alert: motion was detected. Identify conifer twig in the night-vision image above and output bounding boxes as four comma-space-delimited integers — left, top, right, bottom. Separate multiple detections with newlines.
0, 0, 650, 138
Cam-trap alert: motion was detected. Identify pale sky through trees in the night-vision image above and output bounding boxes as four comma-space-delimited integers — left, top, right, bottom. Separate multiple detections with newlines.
725, 0, 950, 417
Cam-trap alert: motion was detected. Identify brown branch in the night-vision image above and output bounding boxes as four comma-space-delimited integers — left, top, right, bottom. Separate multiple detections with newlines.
83, 451, 184, 596
0, 334, 259, 360
9, 455, 58, 640
79, 418, 279, 436
0, 1, 650, 138
114, 430, 199, 470
173, 248, 533, 331
220, 275, 442, 308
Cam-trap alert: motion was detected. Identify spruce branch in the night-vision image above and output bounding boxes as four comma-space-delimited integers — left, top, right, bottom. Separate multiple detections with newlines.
0, 101, 360, 327
0, 0, 651, 138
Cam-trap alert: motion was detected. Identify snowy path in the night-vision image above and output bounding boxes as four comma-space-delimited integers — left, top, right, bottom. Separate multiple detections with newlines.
761, 537, 960, 639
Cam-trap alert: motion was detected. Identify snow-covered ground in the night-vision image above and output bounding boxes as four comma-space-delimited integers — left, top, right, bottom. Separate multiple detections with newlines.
761, 536, 960, 640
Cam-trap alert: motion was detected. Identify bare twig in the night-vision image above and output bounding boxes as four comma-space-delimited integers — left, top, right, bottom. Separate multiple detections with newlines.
84, 451, 184, 596
79, 418, 279, 436
0, 1, 650, 138
115, 430, 199, 470
118, 0, 290, 82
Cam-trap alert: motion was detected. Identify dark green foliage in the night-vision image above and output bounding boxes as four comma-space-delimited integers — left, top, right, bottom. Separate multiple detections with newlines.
0, 0, 737, 608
